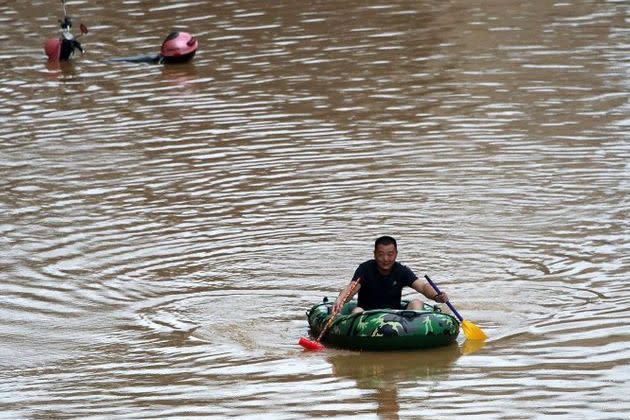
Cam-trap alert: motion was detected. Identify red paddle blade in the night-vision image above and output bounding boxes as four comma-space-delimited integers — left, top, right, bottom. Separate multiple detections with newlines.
79, 23, 88, 34
298, 337, 325, 351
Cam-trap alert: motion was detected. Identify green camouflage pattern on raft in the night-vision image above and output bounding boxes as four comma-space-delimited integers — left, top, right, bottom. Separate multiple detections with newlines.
306, 300, 460, 351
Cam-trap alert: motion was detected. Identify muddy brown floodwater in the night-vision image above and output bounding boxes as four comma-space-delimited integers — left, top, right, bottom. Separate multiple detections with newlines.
1, 0, 628, 418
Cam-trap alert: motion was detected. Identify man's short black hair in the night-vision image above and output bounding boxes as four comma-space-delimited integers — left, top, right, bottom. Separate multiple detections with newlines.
375, 236, 397, 250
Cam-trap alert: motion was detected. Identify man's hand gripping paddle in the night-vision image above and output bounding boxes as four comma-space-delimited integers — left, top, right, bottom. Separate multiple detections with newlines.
425, 275, 487, 341
298, 278, 361, 351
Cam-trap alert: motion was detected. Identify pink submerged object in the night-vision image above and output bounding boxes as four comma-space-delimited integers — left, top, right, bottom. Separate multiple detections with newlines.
160, 31, 198, 63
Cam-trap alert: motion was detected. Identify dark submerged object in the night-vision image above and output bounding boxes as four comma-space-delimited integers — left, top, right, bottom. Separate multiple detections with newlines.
306, 299, 460, 351
110, 31, 198, 64
44, 17, 84, 61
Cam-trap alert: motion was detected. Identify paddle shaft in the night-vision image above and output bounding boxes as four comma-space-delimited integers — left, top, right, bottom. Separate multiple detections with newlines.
316, 278, 360, 341
424, 275, 464, 322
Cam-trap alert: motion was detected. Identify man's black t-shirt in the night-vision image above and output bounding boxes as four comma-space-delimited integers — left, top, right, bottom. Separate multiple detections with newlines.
353, 260, 418, 310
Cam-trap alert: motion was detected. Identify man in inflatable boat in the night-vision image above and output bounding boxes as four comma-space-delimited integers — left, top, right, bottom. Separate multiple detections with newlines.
332, 236, 449, 314
110, 31, 198, 64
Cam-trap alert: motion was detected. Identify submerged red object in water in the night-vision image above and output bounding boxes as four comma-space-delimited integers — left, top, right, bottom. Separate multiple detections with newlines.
44, 38, 62, 61
298, 337, 325, 351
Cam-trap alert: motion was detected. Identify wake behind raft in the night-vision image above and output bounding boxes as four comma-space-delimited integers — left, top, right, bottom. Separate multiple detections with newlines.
305, 299, 460, 351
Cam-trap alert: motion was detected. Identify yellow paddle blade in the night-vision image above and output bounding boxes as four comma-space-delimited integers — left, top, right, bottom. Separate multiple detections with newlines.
461, 319, 488, 341
462, 339, 486, 355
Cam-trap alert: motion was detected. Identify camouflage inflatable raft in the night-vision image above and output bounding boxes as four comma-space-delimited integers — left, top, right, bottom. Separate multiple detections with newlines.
306, 299, 460, 351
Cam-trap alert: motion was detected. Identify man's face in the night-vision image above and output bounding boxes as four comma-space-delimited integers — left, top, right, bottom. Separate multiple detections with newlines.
374, 243, 397, 274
